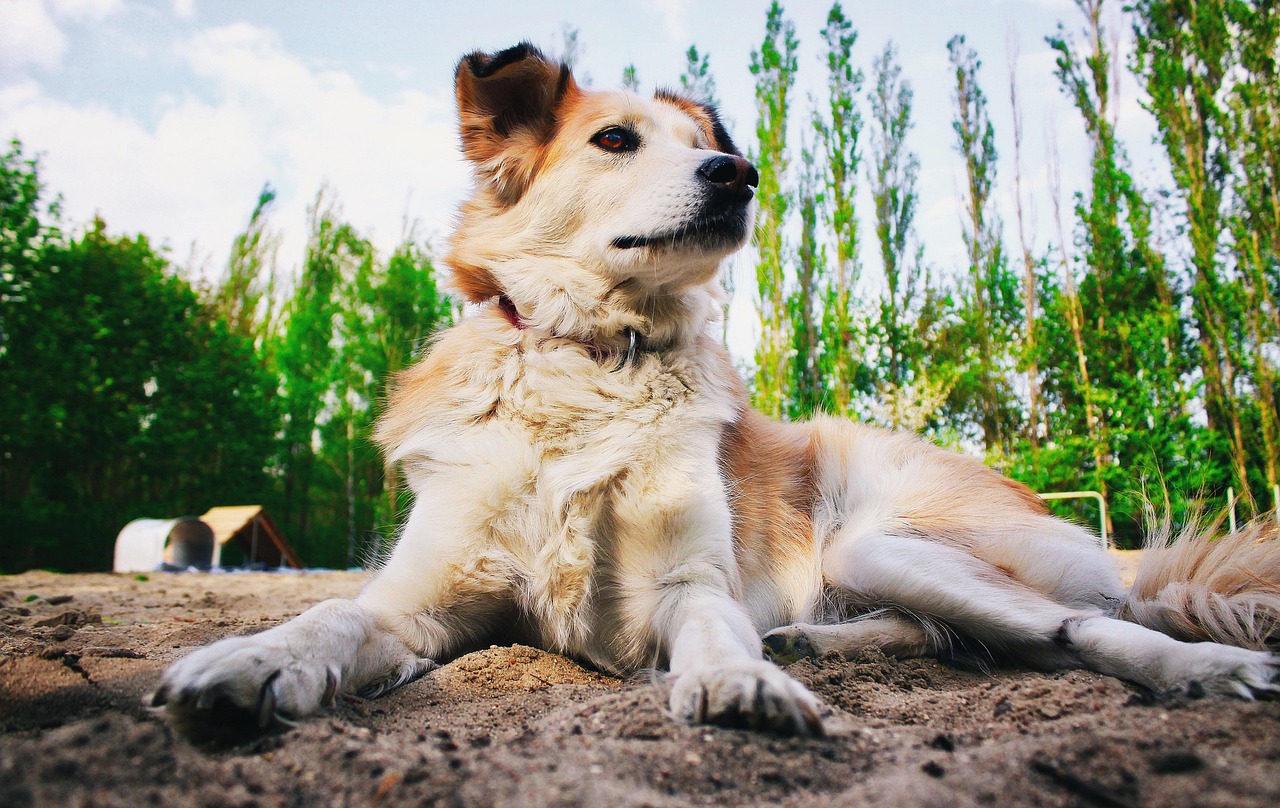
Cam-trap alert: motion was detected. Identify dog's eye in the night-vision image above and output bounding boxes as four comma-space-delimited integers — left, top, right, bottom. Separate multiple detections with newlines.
591, 126, 639, 154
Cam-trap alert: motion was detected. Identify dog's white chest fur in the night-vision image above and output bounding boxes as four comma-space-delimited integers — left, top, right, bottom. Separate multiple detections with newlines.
388, 320, 739, 670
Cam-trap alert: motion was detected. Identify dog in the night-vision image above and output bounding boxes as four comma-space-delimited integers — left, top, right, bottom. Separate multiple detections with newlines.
153, 43, 1280, 737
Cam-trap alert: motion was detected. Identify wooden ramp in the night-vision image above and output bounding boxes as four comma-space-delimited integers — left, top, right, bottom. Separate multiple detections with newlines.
199, 506, 303, 568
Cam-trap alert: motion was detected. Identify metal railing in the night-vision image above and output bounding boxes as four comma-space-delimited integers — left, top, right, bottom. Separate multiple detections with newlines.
1037, 483, 1276, 550
1038, 490, 1109, 550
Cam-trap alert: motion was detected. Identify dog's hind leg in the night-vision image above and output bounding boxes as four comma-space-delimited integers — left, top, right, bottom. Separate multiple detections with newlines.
821, 530, 1280, 698
763, 611, 935, 663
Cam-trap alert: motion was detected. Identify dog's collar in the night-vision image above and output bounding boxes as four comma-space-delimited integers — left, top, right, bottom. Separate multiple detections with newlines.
495, 295, 643, 370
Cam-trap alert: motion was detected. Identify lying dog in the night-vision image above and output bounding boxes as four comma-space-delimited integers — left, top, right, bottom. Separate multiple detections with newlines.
154, 43, 1279, 737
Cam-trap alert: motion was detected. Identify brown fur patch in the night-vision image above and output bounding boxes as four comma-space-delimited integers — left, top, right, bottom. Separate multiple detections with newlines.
653, 89, 738, 155
375, 328, 486, 456
455, 43, 580, 204
719, 408, 815, 577
1123, 517, 1280, 649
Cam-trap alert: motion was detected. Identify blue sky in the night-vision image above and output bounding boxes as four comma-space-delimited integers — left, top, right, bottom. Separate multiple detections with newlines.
1, 0, 1166, 351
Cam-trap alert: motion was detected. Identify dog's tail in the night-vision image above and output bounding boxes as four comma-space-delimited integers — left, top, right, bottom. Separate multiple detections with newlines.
1118, 512, 1280, 650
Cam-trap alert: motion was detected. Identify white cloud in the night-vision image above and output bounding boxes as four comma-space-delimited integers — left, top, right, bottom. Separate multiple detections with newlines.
644, 0, 689, 45
0, 0, 67, 72
2, 20, 469, 279
48, 0, 124, 21
172, 0, 194, 19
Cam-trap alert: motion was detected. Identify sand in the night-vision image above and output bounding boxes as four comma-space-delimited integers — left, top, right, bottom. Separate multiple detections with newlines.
2, 567, 1278, 807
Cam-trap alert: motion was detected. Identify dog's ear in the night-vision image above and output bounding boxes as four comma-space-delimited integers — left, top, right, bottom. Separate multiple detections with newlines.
653, 89, 741, 157
455, 42, 578, 203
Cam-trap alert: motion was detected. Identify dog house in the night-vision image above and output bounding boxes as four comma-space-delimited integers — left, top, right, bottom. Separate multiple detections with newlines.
199, 506, 302, 569
113, 517, 216, 572
112, 506, 302, 572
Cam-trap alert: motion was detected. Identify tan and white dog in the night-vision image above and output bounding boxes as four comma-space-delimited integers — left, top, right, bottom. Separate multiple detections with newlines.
154, 43, 1279, 737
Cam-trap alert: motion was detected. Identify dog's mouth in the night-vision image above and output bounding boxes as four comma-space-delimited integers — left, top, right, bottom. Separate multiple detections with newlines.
611, 197, 752, 252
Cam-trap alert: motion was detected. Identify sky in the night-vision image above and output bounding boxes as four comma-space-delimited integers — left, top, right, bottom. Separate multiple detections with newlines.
0, 0, 1168, 354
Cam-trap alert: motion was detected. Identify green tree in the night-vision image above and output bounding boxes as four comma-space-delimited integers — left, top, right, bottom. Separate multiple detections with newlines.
209, 183, 281, 346
1133, 0, 1253, 509
749, 1, 799, 418
944, 34, 1021, 455
867, 41, 930, 420
273, 189, 367, 564
621, 64, 640, 93
788, 135, 824, 418
1225, 0, 1280, 499
1042, 0, 1192, 540
679, 45, 719, 106
813, 2, 868, 416
1, 214, 274, 571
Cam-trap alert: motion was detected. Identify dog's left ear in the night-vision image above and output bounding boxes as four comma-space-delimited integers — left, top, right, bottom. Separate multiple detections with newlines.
456, 42, 578, 203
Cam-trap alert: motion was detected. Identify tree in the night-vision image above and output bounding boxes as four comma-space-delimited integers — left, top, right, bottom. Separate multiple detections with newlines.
1043, 0, 1192, 539
813, 2, 867, 416
788, 135, 824, 418
1007, 37, 1045, 453
1133, 0, 1252, 508
749, 1, 799, 418
679, 45, 719, 106
1, 215, 274, 571
621, 64, 640, 93
1224, 0, 1280, 499
273, 189, 367, 564
209, 183, 280, 346
867, 42, 926, 407
945, 34, 1021, 455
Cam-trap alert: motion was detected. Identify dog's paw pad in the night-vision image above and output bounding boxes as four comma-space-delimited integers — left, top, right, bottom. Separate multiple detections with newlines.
762, 626, 816, 664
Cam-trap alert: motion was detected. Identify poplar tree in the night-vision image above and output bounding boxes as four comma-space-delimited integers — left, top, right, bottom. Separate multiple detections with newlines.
814, 2, 866, 416
1007, 39, 1045, 452
621, 64, 640, 92
1133, 0, 1252, 507
679, 46, 718, 106
210, 184, 280, 346
274, 189, 368, 561
1046, 0, 1190, 537
749, 1, 799, 418
867, 42, 926, 410
1226, 1, 1280, 499
788, 135, 824, 418
946, 35, 1019, 455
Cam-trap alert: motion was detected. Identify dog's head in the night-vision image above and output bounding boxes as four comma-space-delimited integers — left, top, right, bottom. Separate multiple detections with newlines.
446, 43, 755, 334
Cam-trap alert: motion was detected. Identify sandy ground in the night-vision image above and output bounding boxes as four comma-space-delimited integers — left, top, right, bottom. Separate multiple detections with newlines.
2, 562, 1278, 808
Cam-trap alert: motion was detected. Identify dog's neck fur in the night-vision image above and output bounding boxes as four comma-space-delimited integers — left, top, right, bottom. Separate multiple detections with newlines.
447, 233, 725, 357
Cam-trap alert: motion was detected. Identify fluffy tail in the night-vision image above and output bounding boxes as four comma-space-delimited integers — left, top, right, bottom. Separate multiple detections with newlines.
1119, 514, 1280, 650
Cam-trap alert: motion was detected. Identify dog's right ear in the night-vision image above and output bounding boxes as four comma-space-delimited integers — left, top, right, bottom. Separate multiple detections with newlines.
455, 42, 578, 204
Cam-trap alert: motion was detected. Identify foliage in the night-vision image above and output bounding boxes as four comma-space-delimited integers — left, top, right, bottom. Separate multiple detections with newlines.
6, 0, 1280, 566
0, 151, 276, 570
749, 0, 800, 418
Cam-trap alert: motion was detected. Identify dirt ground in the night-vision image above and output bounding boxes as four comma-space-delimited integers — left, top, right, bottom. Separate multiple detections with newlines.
2, 562, 1278, 808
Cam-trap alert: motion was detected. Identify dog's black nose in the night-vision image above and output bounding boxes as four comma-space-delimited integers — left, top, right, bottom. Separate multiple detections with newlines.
698, 155, 759, 196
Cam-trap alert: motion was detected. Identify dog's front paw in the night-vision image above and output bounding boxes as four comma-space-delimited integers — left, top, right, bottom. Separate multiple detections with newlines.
150, 633, 340, 738
669, 662, 824, 736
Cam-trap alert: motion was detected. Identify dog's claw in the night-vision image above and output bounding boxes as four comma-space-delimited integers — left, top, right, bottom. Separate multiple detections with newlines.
256, 670, 280, 729
322, 666, 340, 707
149, 684, 170, 708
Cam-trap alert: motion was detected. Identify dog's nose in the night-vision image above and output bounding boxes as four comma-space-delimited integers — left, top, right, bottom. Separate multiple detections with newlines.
697, 155, 759, 196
